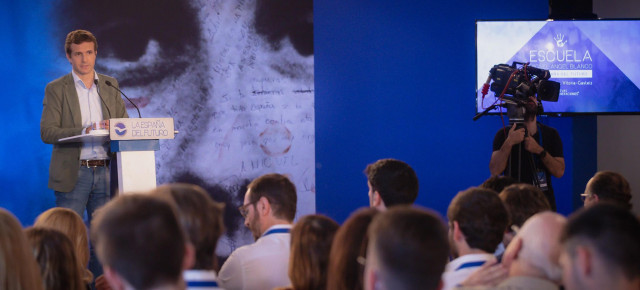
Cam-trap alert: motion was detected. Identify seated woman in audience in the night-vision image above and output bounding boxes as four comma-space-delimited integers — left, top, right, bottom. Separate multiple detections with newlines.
280, 214, 339, 290
326, 208, 380, 290
25, 227, 86, 290
0, 208, 43, 290
34, 207, 93, 285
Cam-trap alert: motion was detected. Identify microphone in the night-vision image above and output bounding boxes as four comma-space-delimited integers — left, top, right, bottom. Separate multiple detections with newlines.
105, 80, 142, 118
94, 79, 112, 118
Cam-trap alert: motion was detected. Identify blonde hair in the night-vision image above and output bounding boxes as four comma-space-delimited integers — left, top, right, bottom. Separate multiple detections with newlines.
35, 207, 93, 284
0, 208, 44, 290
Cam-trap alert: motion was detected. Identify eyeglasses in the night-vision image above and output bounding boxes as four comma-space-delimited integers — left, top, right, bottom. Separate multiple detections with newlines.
580, 193, 591, 202
238, 202, 256, 218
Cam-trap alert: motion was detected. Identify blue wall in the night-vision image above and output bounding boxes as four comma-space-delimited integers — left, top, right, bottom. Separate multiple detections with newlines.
315, 0, 581, 222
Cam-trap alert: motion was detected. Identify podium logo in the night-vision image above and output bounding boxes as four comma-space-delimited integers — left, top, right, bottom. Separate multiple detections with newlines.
114, 122, 127, 136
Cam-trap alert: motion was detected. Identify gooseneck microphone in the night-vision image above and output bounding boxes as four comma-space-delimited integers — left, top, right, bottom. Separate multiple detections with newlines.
105, 80, 142, 118
94, 79, 112, 118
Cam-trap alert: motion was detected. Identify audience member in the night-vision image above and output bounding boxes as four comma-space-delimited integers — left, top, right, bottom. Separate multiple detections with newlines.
284, 215, 339, 290
326, 208, 380, 290
0, 208, 44, 290
218, 173, 298, 290
559, 203, 640, 290
442, 187, 508, 290
480, 175, 518, 193
25, 227, 86, 290
581, 171, 632, 210
91, 194, 194, 290
153, 183, 226, 290
363, 206, 449, 290
34, 207, 93, 285
498, 212, 565, 289
364, 158, 419, 210
499, 184, 551, 249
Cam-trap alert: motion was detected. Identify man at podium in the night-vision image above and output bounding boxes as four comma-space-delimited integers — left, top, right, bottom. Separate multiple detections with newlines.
40, 29, 129, 221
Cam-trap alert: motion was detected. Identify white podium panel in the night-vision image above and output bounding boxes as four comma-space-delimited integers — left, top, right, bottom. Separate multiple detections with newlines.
116, 151, 157, 193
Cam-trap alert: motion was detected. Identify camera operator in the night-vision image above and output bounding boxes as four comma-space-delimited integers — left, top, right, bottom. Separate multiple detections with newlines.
489, 97, 565, 211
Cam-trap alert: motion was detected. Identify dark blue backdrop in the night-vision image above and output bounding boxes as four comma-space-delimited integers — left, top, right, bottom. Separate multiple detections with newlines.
1, 0, 590, 226
314, 0, 588, 223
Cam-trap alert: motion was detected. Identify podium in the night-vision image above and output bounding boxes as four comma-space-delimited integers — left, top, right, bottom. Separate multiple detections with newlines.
58, 118, 176, 194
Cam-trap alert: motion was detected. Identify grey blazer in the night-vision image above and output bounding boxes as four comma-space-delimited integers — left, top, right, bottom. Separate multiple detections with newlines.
40, 73, 129, 192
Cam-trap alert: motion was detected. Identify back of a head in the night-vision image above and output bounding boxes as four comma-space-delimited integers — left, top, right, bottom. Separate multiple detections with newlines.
34, 207, 93, 283
500, 184, 551, 229
25, 227, 85, 290
588, 171, 632, 210
480, 175, 518, 193
289, 214, 339, 290
154, 183, 225, 270
91, 194, 187, 290
327, 208, 380, 290
511, 212, 565, 282
0, 208, 43, 290
367, 206, 449, 290
247, 173, 297, 221
365, 159, 419, 207
448, 187, 508, 252
561, 203, 640, 282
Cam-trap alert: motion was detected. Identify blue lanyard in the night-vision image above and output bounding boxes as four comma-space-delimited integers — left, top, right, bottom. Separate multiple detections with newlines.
186, 281, 218, 287
455, 261, 486, 271
262, 228, 290, 237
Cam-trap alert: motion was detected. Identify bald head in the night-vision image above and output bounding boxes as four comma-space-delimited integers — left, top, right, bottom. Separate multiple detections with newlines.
503, 212, 566, 283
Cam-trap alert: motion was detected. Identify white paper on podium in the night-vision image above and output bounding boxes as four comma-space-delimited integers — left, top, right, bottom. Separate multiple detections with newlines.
57, 130, 109, 143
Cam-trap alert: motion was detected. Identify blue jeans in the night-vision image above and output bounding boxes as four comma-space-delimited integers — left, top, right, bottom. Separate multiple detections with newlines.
55, 166, 110, 224
55, 166, 110, 286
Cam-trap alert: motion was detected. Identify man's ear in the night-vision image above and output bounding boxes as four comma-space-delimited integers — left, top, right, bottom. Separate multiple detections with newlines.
372, 191, 384, 208
576, 246, 593, 278
453, 221, 465, 242
183, 242, 196, 271
103, 266, 126, 290
592, 194, 600, 203
502, 236, 522, 267
257, 196, 271, 217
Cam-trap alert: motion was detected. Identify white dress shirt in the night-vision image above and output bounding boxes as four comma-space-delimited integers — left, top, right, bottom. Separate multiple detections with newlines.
72, 70, 108, 160
442, 253, 495, 290
218, 224, 292, 290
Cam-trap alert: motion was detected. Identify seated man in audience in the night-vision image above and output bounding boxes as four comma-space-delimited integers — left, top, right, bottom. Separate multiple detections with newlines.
363, 206, 449, 290
559, 203, 640, 290
581, 171, 632, 210
218, 173, 298, 290
91, 194, 194, 290
498, 184, 551, 254
442, 187, 508, 290
154, 183, 225, 289
364, 158, 419, 210
498, 212, 565, 289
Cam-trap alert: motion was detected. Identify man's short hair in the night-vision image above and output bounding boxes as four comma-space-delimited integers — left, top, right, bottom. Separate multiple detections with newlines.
154, 183, 225, 270
480, 175, 518, 193
65, 29, 98, 56
368, 206, 449, 290
364, 159, 419, 207
447, 187, 508, 252
91, 194, 187, 290
246, 173, 297, 221
588, 171, 632, 210
500, 183, 551, 228
561, 203, 640, 280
